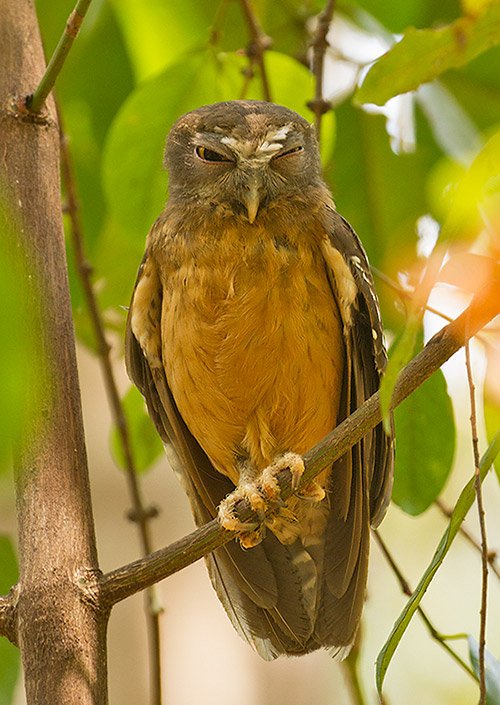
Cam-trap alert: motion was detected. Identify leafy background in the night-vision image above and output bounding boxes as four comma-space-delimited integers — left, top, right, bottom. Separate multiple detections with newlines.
1, 0, 500, 703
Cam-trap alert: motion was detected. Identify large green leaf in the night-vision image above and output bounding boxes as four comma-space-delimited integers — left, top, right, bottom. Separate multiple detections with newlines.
99, 50, 333, 312
376, 431, 500, 696
329, 103, 442, 269
109, 0, 218, 81
0, 537, 19, 705
353, 0, 461, 33
392, 367, 456, 514
356, 4, 500, 106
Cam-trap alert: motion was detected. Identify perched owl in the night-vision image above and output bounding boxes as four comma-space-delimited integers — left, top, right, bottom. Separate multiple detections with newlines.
126, 100, 393, 659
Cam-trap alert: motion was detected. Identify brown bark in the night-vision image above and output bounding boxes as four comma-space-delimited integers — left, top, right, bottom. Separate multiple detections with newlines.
0, 1, 108, 703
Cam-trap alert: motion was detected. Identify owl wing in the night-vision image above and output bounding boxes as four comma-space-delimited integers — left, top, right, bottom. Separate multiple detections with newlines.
126, 240, 314, 659
312, 206, 394, 651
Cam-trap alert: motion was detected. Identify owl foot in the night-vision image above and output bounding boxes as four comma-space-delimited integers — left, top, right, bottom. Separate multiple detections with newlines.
218, 482, 266, 546
218, 453, 314, 548
259, 452, 306, 499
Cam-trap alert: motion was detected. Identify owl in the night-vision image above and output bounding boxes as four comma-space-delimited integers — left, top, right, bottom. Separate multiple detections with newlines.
126, 100, 393, 659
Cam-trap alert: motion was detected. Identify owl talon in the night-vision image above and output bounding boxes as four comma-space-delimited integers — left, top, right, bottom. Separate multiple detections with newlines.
218, 483, 265, 534
259, 452, 305, 498
297, 480, 326, 503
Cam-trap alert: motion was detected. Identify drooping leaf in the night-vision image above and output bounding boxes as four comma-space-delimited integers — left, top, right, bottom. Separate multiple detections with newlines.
468, 636, 500, 705
376, 431, 500, 696
356, 4, 500, 106
392, 368, 456, 514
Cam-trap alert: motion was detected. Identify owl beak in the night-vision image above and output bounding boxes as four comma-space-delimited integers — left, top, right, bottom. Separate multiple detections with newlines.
241, 177, 263, 224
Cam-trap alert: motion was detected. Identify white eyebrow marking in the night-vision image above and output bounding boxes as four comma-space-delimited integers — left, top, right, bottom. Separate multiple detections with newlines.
220, 124, 294, 164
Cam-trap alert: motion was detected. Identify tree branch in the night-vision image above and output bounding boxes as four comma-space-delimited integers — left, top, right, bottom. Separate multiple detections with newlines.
465, 337, 488, 704
101, 273, 500, 606
27, 0, 92, 113
238, 0, 273, 101
0, 1, 106, 701
0, 591, 17, 645
58, 107, 163, 705
307, 0, 335, 143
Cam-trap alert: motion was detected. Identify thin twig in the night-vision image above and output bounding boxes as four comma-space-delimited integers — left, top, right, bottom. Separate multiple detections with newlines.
57, 108, 163, 705
307, 0, 335, 143
27, 0, 92, 113
371, 266, 499, 343
373, 531, 477, 681
238, 0, 273, 101
464, 336, 488, 705
100, 274, 500, 606
435, 500, 500, 582
343, 638, 368, 705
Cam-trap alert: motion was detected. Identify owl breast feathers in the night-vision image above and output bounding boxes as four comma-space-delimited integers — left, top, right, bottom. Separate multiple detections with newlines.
126, 100, 394, 659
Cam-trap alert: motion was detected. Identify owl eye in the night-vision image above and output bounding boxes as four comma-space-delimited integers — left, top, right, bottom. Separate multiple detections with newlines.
273, 146, 304, 160
195, 146, 232, 163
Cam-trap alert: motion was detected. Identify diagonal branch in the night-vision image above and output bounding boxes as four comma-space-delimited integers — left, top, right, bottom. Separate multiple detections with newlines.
27, 0, 92, 113
100, 273, 500, 607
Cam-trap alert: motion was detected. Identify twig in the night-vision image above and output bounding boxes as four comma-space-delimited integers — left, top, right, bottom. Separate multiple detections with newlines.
28, 0, 92, 113
374, 531, 477, 681
371, 266, 498, 343
100, 274, 500, 606
343, 638, 368, 705
58, 109, 163, 705
464, 336, 488, 705
307, 0, 335, 143
435, 500, 500, 581
0, 591, 17, 645
238, 0, 273, 101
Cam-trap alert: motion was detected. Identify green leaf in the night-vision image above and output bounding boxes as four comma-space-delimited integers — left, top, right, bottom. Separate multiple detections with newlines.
379, 312, 422, 433
376, 431, 500, 697
108, 0, 217, 81
439, 127, 500, 241
356, 4, 500, 106
392, 368, 456, 514
99, 50, 333, 312
0, 536, 19, 705
110, 386, 164, 474
468, 636, 500, 705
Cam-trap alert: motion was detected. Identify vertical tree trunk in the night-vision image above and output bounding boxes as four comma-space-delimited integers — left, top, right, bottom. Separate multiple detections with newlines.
0, 1, 108, 702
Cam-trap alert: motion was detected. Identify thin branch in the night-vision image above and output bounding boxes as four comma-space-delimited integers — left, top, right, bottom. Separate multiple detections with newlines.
0, 592, 17, 645
27, 0, 92, 113
307, 0, 335, 143
372, 265, 498, 342
238, 0, 273, 101
435, 500, 500, 582
373, 531, 477, 681
343, 639, 368, 705
464, 337, 488, 705
100, 274, 500, 606
58, 109, 163, 705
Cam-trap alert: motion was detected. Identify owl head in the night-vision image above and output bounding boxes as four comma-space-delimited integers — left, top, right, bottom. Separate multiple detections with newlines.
164, 100, 323, 223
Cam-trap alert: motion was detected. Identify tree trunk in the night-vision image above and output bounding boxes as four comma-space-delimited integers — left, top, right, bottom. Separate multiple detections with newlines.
0, 1, 108, 702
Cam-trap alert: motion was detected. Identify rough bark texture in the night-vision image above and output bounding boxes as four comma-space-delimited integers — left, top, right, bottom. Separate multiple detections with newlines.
0, 1, 108, 703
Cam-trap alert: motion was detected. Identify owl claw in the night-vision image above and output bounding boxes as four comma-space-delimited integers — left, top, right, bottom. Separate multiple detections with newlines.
218, 483, 265, 537
218, 453, 311, 547
259, 452, 305, 497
